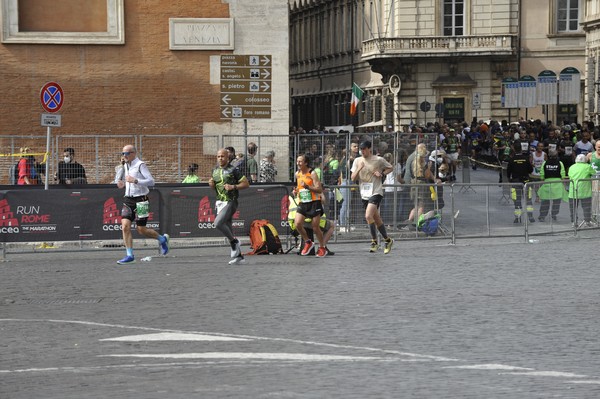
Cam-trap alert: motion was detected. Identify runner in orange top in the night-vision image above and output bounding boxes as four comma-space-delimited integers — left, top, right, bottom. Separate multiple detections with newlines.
293, 154, 327, 257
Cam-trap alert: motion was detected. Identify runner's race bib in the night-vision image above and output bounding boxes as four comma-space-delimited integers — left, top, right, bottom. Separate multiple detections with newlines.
215, 200, 227, 215
360, 182, 373, 199
299, 188, 313, 203
136, 200, 150, 218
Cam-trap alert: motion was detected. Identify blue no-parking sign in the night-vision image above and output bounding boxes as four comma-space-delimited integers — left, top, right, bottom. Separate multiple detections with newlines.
40, 82, 64, 113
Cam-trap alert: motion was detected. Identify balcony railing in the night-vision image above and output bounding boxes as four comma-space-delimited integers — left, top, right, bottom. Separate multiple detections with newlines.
361, 35, 517, 59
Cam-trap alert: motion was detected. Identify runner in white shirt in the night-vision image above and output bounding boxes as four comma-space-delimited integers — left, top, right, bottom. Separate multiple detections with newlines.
114, 144, 170, 264
350, 140, 394, 254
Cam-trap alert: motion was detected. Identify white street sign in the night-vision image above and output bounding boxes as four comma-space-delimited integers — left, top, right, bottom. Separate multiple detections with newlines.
472, 92, 481, 109
41, 113, 61, 127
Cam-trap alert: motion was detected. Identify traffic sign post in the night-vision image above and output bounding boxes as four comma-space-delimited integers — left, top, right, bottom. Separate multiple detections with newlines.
220, 55, 272, 119
473, 92, 481, 119
472, 92, 481, 109
39, 82, 64, 190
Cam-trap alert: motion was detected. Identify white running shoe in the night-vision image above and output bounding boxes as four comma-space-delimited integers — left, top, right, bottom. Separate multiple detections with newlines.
230, 239, 241, 258
228, 255, 246, 265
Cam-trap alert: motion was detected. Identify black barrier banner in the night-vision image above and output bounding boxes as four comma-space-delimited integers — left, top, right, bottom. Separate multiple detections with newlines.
0, 185, 290, 243
165, 185, 289, 237
0, 188, 162, 242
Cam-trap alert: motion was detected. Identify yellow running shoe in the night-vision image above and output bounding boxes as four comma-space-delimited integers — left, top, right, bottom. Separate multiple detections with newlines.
383, 238, 394, 254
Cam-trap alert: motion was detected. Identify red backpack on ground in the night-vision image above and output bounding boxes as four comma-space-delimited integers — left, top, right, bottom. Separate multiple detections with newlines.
246, 219, 283, 255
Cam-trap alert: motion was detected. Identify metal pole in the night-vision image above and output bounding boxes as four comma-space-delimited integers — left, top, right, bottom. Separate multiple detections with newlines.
44, 126, 51, 190
243, 119, 248, 154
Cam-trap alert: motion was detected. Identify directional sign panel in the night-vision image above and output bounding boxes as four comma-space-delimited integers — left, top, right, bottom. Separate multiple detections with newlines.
221, 81, 271, 93
221, 67, 271, 80
220, 54, 272, 119
221, 106, 272, 119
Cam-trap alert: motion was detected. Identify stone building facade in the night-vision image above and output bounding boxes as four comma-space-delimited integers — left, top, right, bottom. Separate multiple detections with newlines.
583, 0, 600, 124
290, 0, 589, 130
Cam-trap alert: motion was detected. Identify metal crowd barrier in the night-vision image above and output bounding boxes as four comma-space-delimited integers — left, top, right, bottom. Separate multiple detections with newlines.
1, 178, 598, 260
331, 178, 599, 245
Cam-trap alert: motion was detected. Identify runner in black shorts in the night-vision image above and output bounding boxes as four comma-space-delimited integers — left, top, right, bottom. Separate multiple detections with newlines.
114, 144, 170, 265
351, 140, 395, 254
362, 193, 383, 209
121, 195, 150, 226
294, 154, 328, 257
297, 199, 324, 219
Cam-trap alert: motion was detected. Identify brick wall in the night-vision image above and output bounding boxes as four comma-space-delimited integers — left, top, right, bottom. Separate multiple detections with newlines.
0, 0, 231, 136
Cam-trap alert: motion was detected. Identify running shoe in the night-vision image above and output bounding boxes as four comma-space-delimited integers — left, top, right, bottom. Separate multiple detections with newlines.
325, 247, 335, 256
160, 234, 170, 255
117, 255, 135, 264
230, 238, 241, 258
369, 241, 379, 253
301, 240, 314, 256
383, 238, 394, 254
315, 246, 326, 257
228, 255, 246, 265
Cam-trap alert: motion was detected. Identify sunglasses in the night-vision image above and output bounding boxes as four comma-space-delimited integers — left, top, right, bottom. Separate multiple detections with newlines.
121, 152, 131, 156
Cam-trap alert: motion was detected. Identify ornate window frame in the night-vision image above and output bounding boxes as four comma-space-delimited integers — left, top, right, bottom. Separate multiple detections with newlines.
1, 0, 124, 44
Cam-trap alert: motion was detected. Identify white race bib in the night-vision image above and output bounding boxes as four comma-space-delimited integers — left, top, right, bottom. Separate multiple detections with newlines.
135, 200, 150, 219
215, 200, 227, 215
360, 182, 373, 199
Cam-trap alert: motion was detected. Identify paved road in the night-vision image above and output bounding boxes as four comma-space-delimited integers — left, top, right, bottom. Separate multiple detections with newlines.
1, 234, 599, 398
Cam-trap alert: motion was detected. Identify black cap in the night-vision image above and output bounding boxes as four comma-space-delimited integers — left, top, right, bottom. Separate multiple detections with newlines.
359, 140, 372, 149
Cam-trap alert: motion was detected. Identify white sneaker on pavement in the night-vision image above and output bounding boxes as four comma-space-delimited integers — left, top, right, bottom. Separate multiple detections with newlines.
228, 255, 246, 265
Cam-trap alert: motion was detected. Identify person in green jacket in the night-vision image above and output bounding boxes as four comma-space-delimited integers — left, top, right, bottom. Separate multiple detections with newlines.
568, 154, 595, 227
537, 149, 567, 222
182, 163, 200, 183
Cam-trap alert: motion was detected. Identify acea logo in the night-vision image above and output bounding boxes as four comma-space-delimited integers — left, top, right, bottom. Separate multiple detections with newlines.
280, 195, 289, 227
0, 199, 56, 234
103, 198, 159, 231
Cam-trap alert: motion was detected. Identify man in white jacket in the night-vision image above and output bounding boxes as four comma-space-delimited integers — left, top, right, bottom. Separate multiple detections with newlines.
114, 144, 169, 264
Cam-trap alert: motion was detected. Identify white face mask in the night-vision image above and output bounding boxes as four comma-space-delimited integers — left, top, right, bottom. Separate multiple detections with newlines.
64, 156, 71, 163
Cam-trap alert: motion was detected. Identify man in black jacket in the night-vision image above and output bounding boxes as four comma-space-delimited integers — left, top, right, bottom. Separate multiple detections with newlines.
57, 148, 87, 185
507, 141, 534, 223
